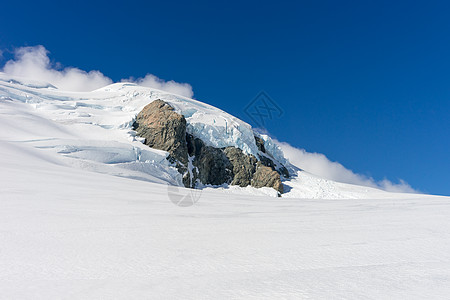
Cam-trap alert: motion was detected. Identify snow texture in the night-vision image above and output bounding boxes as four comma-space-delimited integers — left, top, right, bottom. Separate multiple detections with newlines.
0, 72, 402, 198
1, 73, 449, 299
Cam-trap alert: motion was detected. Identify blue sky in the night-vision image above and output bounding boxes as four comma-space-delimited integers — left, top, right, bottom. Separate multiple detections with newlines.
1, 0, 449, 195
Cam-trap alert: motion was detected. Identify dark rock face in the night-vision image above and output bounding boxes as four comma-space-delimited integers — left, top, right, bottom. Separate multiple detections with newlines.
258, 154, 290, 179
134, 100, 287, 194
195, 146, 233, 186
254, 136, 266, 153
186, 134, 233, 186
223, 147, 257, 187
255, 135, 290, 179
258, 154, 276, 170
278, 166, 290, 179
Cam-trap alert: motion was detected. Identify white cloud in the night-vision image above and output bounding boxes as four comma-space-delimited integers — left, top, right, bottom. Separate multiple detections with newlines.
123, 74, 193, 98
1, 45, 194, 97
2, 46, 113, 92
276, 140, 417, 193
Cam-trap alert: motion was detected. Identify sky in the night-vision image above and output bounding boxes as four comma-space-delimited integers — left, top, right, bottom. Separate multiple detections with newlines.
0, 0, 449, 195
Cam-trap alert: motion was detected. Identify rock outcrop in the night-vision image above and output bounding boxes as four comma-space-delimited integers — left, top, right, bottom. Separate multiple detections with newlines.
186, 134, 233, 186
252, 162, 283, 193
223, 147, 257, 187
254, 136, 290, 179
133, 100, 188, 167
254, 136, 266, 153
134, 99, 288, 194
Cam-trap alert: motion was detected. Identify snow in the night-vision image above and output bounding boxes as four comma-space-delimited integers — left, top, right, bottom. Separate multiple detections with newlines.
100, 81, 260, 155
0, 72, 401, 198
1, 73, 450, 298
1, 140, 450, 299
256, 132, 290, 168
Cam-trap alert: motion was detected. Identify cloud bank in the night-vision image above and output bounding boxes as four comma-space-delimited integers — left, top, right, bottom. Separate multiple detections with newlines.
1, 45, 194, 97
276, 141, 417, 193
2, 46, 113, 92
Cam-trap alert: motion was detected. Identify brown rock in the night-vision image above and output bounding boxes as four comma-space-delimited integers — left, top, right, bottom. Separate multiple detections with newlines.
223, 147, 257, 187
133, 99, 188, 166
133, 100, 286, 193
251, 162, 283, 193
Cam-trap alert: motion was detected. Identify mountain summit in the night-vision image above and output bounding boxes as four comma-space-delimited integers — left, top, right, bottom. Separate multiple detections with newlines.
0, 72, 406, 199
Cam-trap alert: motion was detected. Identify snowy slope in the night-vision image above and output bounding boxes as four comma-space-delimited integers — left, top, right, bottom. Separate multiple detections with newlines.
0, 72, 407, 198
2, 73, 450, 299
1, 125, 450, 299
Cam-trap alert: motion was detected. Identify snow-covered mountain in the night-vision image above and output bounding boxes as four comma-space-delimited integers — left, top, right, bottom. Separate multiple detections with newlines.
0, 72, 409, 199
2, 72, 450, 299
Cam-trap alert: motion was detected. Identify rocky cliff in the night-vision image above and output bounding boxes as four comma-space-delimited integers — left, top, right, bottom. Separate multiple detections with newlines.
133, 100, 289, 194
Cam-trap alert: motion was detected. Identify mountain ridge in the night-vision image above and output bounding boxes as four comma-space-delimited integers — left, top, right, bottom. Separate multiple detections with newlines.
0, 72, 419, 199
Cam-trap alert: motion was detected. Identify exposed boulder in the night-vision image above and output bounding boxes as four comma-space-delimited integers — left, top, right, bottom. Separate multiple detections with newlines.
133, 100, 188, 167
224, 146, 284, 193
252, 162, 284, 194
